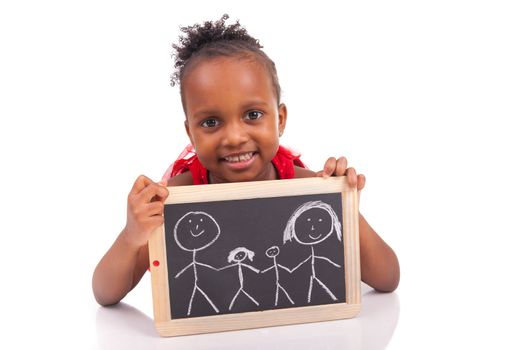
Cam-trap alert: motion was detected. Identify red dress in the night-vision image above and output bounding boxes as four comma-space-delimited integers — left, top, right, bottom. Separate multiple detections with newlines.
162, 145, 306, 184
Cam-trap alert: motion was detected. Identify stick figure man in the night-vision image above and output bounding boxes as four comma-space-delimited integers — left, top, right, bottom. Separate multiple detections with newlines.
261, 245, 294, 306
174, 211, 221, 315
220, 247, 260, 310
283, 201, 342, 303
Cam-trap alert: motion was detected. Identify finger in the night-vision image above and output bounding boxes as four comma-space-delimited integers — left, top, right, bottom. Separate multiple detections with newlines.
146, 201, 164, 217
139, 182, 169, 203
128, 201, 164, 222
346, 167, 358, 188
151, 180, 170, 202
152, 184, 170, 203
153, 180, 170, 202
335, 157, 348, 176
322, 157, 337, 177
130, 175, 154, 195
357, 174, 366, 191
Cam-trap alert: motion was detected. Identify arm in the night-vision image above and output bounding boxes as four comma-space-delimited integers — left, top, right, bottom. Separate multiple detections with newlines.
291, 255, 311, 273
297, 157, 400, 292
241, 264, 260, 273
261, 266, 273, 273
92, 175, 170, 306
277, 264, 292, 273
218, 264, 236, 271
196, 262, 220, 271
358, 213, 400, 292
175, 263, 194, 278
315, 256, 341, 268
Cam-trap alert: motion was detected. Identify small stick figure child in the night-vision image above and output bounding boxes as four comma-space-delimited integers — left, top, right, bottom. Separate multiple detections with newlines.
284, 201, 342, 303
220, 247, 260, 310
261, 245, 294, 306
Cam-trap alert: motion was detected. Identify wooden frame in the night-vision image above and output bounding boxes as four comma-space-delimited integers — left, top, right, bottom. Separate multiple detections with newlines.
148, 177, 360, 337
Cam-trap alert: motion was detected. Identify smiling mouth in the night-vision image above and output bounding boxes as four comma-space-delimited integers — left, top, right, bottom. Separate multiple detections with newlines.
308, 233, 322, 240
190, 229, 205, 237
222, 152, 255, 163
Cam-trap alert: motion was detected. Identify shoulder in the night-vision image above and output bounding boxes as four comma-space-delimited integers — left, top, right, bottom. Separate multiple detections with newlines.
167, 171, 194, 186
293, 166, 317, 179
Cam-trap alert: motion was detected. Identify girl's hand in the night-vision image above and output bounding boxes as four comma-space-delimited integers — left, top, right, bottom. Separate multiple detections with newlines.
123, 175, 169, 248
317, 156, 366, 191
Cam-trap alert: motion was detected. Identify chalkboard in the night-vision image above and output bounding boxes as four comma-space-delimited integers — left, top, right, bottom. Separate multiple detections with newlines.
149, 177, 360, 337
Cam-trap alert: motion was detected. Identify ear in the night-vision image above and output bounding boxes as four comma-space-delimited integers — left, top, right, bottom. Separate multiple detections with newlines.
277, 103, 288, 137
184, 120, 195, 147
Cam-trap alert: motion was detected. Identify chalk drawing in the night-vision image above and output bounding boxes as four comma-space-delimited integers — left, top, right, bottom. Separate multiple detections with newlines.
220, 247, 260, 310
261, 245, 295, 306
174, 211, 221, 315
284, 201, 342, 303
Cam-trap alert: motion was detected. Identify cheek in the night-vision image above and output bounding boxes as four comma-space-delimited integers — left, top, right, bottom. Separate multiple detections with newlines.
191, 133, 218, 160
258, 127, 280, 156
263, 117, 280, 137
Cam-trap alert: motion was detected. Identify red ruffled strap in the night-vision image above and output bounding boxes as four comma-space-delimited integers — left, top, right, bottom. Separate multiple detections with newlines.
161, 144, 208, 184
162, 144, 306, 184
271, 145, 306, 179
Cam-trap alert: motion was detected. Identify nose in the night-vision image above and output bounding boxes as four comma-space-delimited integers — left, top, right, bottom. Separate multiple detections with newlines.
311, 225, 315, 231
222, 120, 249, 147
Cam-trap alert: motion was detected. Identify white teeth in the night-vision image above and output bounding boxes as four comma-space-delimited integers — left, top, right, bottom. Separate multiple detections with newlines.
224, 152, 254, 163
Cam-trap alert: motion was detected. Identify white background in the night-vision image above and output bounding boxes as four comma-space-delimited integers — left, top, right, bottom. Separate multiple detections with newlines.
1, 1, 524, 349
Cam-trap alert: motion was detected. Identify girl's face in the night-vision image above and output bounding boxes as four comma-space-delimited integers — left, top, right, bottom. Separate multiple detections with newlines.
182, 57, 287, 184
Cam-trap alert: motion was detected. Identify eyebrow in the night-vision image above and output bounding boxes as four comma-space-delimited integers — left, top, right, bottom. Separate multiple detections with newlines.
241, 99, 272, 110
190, 99, 273, 119
189, 108, 220, 119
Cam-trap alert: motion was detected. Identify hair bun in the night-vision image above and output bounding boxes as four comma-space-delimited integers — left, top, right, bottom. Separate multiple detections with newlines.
170, 14, 262, 87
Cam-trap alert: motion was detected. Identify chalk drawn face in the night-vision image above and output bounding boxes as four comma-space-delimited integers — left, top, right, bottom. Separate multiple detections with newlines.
174, 212, 220, 252
265, 246, 280, 258
228, 247, 254, 263
233, 251, 247, 262
294, 207, 333, 245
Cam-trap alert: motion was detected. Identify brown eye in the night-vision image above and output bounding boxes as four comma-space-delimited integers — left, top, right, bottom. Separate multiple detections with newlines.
245, 111, 263, 120
201, 118, 219, 128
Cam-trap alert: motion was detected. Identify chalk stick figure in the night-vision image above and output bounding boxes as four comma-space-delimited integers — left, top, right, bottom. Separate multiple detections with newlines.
174, 211, 221, 315
261, 245, 294, 306
284, 201, 342, 303
220, 247, 260, 310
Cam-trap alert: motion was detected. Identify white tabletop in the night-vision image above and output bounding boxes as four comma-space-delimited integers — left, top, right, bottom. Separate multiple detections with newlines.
94, 282, 398, 350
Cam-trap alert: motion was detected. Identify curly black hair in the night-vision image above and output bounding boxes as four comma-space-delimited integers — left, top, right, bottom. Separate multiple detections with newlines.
171, 14, 281, 104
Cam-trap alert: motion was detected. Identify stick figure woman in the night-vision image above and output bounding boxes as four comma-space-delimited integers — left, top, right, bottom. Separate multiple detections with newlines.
174, 211, 221, 315
261, 246, 295, 306
220, 247, 260, 310
283, 201, 342, 303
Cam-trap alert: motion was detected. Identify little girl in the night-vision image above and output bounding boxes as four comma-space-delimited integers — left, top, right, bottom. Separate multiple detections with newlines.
92, 15, 400, 306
